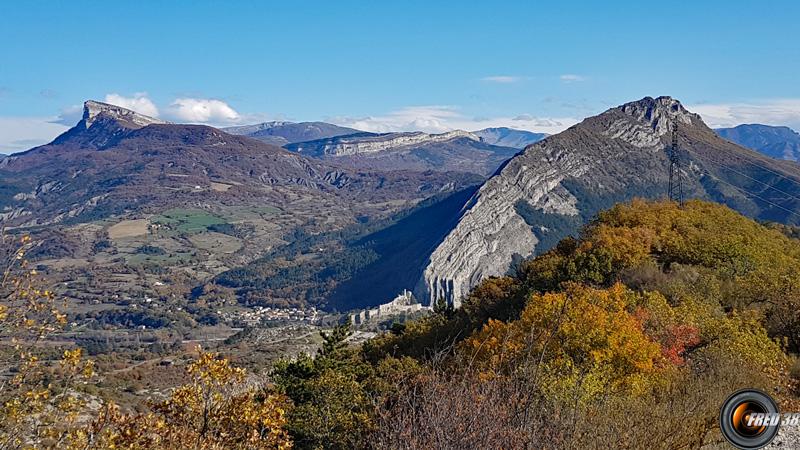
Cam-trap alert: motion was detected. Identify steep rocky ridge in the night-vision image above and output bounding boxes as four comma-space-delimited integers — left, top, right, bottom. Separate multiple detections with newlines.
415, 96, 800, 307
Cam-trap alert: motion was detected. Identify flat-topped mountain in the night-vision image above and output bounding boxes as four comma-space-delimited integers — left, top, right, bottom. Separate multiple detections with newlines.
285, 130, 519, 176
223, 121, 359, 146
717, 123, 800, 161
473, 127, 547, 149
45, 100, 169, 149
414, 96, 800, 307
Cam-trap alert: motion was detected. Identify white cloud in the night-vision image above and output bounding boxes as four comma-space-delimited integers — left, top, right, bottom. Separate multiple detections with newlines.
104, 92, 159, 117
0, 117, 68, 154
167, 98, 240, 124
329, 106, 578, 135
52, 104, 85, 126
560, 74, 586, 83
688, 99, 800, 130
481, 75, 524, 84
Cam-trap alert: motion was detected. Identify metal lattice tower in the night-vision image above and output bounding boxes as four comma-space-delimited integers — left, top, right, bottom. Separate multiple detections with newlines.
668, 122, 684, 206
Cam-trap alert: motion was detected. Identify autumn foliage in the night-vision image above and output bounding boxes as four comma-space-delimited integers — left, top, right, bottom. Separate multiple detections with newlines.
0, 235, 292, 450
2, 199, 799, 448
368, 200, 794, 448
70, 348, 293, 449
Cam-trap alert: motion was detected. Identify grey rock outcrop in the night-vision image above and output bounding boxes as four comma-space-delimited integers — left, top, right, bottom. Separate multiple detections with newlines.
48, 100, 168, 149
285, 129, 518, 176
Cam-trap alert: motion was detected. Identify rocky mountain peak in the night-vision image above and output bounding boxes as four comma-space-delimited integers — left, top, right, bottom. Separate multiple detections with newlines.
598, 96, 705, 148
82, 100, 167, 130
619, 96, 700, 132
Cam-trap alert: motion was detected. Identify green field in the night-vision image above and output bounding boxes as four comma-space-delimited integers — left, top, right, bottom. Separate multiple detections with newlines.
152, 208, 227, 234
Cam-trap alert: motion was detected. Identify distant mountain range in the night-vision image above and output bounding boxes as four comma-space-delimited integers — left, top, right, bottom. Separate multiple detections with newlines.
473, 127, 547, 148
223, 121, 359, 146
286, 130, 520, 176
1, 101, 482, 227
716, 124, 800, 161
0, 100, 486, 310
224, 122, 541, 176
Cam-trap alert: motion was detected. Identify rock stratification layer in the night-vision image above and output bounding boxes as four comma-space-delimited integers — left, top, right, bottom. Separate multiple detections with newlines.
290, 130, 481, 156
414, 96, 800, 307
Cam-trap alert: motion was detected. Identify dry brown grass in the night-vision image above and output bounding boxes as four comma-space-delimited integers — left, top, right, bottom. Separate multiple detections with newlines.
107, 219, 150, 239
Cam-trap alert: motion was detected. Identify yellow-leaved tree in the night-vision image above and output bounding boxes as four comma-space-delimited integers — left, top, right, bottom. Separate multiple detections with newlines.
1, 234, 293, 449
0, 233, 96, 448
71, 347, 293, 449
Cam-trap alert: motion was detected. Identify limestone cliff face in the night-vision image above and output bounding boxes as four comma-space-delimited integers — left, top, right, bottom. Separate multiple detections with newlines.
414, 96, 705, 307
49, 100, 168, 149
413, 132, 589, 307
82, 100, 167, 129
292, 130, 480, 156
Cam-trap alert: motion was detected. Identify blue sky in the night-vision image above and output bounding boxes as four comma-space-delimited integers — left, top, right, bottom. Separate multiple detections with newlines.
1, 0, 800, 152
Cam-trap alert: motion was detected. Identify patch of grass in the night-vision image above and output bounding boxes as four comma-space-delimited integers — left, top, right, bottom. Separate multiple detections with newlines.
153, 208, 227, 234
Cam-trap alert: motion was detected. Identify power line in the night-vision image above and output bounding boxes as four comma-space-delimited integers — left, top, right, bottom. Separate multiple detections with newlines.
693, 165, 800, 220
683, 146, 800, 204
664, 124, 800, 218
710, 141, 800, 191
